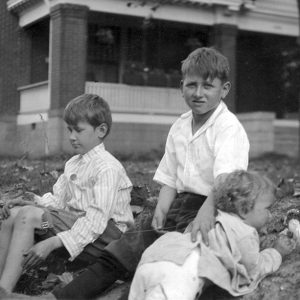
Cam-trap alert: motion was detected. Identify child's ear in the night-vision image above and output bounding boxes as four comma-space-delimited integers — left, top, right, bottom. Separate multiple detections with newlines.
236, 204, 249, 220
180, 80, 184, 93
96, 123, 108, 139
221, 81, 231, 100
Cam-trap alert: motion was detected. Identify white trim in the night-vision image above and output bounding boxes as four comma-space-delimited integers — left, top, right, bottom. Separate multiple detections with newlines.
112, 112, 178, 124
17, 112, 49, 125
238, 11, 299, 36
274, 119, 299, 128
18, 80, 48, 91
13, 0, 299, 36
16, 111, 178, 125
19, 1, 49, 27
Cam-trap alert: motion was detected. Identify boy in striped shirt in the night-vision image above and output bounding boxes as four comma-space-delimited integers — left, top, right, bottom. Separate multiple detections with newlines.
0, 94, 133, 294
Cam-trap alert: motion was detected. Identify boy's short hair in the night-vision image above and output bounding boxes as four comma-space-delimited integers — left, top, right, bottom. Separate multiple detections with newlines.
213, 170, 277, 216
181, 47, 230, 83
63, 94, 112, 137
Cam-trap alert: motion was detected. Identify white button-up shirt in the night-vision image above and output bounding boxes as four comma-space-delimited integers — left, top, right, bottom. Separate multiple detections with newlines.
154, 102, 249, 196
36, 143, 133, 260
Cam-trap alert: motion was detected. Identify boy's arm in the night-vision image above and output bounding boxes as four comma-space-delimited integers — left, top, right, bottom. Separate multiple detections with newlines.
22, 236, 63, 271
36, 174, 68, 209
151, 185, 177, 231
190, 173, 228, 243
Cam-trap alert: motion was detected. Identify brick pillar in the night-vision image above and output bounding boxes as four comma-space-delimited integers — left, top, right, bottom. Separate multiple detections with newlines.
49, 4, 89, 113
210, 24, 237, 112
18, 28, 32, 88
0, 1, 21, 116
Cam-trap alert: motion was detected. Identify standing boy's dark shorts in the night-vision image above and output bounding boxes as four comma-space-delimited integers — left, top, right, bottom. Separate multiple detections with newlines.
106, 192, 207, 272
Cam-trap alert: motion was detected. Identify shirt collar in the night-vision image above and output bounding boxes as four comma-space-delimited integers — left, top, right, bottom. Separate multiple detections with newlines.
186, 101, 227, 139
205, 101, 227, 127
79, 143, 105, 163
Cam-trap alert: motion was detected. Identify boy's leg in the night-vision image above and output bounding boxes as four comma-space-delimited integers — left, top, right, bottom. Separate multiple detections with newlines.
52, 221, 159, 299
0, 207, 23, 276
173, 193, 207, 232
0, 205, 44, 292
52, 250, 127, 299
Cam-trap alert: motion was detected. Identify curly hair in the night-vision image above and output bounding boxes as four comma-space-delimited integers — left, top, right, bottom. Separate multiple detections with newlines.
213, 170, 277, 216
63, 94, 112, 137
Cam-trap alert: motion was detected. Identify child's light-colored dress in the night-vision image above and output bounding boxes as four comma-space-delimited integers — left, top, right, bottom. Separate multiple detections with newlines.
129, 210, 282, 300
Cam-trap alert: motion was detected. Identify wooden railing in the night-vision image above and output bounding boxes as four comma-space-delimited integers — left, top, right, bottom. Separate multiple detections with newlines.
85, 82, 188, 115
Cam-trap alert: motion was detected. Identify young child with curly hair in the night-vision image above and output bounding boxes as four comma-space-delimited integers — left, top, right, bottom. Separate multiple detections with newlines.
129, 170, 295, 300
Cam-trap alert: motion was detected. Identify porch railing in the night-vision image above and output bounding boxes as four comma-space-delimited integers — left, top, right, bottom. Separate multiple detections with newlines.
85, 82, 188, 115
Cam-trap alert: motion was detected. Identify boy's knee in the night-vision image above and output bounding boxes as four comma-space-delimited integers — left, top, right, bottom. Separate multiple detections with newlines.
0, 206, 23, 229
14, 206, 44, 228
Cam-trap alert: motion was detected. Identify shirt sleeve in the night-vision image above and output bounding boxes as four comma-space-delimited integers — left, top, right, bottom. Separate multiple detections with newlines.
213, 123, 250, 178
36, 174, 68, 209
57, 167, 122, 260
238, 235, 282, 280
153, 128, 177, 189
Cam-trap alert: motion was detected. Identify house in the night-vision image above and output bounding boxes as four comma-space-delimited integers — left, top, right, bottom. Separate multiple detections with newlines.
0, 0, 299, 157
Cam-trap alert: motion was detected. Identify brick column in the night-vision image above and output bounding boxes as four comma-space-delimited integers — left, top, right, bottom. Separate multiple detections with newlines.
0, 1, 21, 116
18, 28, 32, 88
49, 4, 89, 113
210, 24, 237, 112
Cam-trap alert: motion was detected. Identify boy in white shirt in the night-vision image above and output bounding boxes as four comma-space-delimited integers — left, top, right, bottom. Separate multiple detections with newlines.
0, 94, 133, 294
152, 47, 249, 243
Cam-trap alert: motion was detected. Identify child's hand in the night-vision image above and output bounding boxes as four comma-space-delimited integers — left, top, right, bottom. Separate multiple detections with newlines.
22, 237, 63, 271
151, 206, 167, 232
274, 235, 296, 258
0, 205, 11, 221
6, 197, 35, 208
191, 202, 215, 244
0, 196, 37, 220
0, 199, 24, 220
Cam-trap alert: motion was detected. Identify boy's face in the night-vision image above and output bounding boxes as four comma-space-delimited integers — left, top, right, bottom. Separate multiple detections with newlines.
242, 191, 275, 230
67, 121, 107, 155
181, 75, 230, 116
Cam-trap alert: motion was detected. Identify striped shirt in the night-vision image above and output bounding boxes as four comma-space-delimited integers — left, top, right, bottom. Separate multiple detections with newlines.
154, 101, 249, 196
36, 143, 133, 260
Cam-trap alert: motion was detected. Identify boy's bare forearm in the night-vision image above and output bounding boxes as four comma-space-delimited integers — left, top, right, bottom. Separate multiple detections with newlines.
156, 185, 177, 214
152, 185, 177, 230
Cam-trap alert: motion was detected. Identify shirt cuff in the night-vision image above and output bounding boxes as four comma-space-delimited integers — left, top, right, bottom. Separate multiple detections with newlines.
57, 231, 82, 261
153, 170, 176, 189
37, 193, 56, 207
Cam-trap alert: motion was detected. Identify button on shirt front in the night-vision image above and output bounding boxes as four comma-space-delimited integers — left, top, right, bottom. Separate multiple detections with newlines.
154, 102, 249, 196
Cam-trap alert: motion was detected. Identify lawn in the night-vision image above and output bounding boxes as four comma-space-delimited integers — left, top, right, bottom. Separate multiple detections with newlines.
1, 153, 300, 300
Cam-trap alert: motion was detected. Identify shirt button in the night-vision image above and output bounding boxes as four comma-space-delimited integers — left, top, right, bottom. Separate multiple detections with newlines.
70, 174, 77, 181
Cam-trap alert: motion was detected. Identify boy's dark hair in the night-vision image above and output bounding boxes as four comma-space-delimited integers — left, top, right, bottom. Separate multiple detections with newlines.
181, 47, 230, 83
63, 94, 112, 137
213, 170, 277, 216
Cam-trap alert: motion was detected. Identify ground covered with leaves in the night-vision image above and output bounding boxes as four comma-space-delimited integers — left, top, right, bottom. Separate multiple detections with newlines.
0, 153, 300, 299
